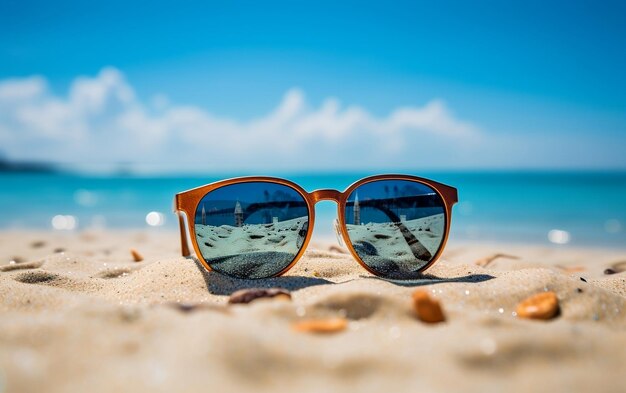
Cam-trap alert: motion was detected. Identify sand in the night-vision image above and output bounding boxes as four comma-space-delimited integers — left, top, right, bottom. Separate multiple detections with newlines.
195, 216, 308, 278
0, 230, 625, 393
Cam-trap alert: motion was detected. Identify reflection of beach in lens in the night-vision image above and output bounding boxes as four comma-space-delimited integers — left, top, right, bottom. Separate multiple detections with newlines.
194, 182, 308, 279
346, 214, 444, 278
195, 217, 308, 278
345, 180, 445, 279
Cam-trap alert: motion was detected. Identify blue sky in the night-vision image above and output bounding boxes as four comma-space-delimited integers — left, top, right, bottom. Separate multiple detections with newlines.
197, 181, 308, 225
1, 0, 625, 172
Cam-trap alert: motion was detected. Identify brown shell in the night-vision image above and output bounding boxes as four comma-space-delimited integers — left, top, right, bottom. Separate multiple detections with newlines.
292, 318, 348, 334
412, 290, 446, 323
516, 291, 559, 320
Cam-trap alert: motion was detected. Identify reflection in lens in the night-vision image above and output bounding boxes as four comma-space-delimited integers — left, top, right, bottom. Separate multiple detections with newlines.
195, 182, 309, 279
344, 180, 446, 279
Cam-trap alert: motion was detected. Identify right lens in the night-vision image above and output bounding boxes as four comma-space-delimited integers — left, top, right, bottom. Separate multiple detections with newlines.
344, 179, 446, 279
194, 181, 309, 279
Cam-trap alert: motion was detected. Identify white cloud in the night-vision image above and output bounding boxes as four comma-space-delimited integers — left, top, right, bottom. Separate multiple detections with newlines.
0, 67, 480, 172
0, 76, 47, 102
69, 67, 135, 114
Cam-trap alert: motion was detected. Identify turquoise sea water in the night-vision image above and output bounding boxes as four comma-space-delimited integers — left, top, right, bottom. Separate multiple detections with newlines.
1, 172, 625, 248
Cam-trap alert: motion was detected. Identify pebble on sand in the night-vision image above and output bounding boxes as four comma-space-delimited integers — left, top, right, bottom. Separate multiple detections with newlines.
292, 317, 348, 334
228, 288, 292, 304
515, 291, 559, 320
412, 290, 446, 323
130, 249, 144, 262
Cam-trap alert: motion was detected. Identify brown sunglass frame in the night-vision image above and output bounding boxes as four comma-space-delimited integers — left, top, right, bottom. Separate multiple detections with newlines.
174, 174, 458, 279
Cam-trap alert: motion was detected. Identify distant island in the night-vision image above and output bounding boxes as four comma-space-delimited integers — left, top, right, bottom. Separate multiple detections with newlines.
0, 157, 57, 173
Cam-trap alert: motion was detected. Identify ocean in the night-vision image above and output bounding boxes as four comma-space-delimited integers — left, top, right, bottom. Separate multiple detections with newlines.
1, 171, 625, 248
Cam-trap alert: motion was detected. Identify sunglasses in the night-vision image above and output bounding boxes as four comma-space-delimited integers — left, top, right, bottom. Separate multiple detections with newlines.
174, 175, 457, 280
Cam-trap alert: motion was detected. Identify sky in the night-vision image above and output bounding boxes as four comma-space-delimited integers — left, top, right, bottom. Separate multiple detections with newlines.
1, 0, 625, 173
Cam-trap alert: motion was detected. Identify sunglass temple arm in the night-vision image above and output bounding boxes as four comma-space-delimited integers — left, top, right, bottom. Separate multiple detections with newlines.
173, 196, 192, 257
177, 213, 191, 257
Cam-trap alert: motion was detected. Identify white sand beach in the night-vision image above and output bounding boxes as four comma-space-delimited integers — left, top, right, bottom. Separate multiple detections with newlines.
0, 230, 625, 393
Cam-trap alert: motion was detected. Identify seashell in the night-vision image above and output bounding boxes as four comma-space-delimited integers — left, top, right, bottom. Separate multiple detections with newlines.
292, 317, 348, 334
228, 288, 292, 304
130, 248, 143, 262
412, 290, 446, 323
516, 291, 559, 320
605, 261, 626, 275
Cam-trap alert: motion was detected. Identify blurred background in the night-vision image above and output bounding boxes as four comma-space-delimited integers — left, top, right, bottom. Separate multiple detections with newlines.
1, 0, 625, 247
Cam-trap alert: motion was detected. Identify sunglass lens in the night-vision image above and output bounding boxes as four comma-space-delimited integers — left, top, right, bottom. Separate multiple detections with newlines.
344, 180, 447, 279
194, 182, 309, 279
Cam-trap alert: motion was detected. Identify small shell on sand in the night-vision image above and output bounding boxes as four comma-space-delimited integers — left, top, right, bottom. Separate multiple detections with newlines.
228, 288, 292, 304
515, 291, 559, 320
605, 261, 626, 275
130, 249, 143, 262
412, 290, 446, 323
292, 318, 348, 334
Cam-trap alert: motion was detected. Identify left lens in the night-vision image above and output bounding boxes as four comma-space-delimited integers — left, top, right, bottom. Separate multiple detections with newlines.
194, 181, 309, 279
344, 179, 447, 279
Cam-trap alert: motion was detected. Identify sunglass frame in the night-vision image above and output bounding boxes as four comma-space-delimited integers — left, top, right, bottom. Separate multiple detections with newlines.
174, 174, 458, 279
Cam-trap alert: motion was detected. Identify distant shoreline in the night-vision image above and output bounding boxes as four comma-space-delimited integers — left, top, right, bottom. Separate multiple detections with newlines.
0, 158, 57, 173
1, 166, 626, 178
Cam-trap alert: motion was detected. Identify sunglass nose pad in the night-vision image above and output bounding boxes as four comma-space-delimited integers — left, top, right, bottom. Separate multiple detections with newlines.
333, 218, 345, 247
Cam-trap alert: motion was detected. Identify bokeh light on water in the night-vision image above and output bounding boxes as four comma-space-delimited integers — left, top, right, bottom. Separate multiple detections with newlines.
145, 211, 165, 227
51, 215, 78, 231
